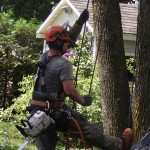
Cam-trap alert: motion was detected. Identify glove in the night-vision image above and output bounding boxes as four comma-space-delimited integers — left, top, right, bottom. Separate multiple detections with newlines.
76, 9, 89, 25
82, 95, 92, 106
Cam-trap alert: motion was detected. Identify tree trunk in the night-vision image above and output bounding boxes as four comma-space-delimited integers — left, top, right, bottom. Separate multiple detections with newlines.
92, 0, 132, 136
133, 0, 150, 142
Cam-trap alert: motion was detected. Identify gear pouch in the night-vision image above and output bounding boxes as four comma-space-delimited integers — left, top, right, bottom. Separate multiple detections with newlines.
32, 91, 48, 101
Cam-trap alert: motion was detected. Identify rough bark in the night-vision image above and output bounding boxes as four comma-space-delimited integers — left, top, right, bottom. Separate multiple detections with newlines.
92, 0, 132, 136
133, 0, 150, 142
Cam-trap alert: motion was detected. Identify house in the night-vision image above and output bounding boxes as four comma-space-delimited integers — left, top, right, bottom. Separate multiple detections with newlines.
36, 0, 138, 56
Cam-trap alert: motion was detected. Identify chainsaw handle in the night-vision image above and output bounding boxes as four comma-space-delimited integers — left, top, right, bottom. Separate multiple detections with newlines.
21, 119, 32, 129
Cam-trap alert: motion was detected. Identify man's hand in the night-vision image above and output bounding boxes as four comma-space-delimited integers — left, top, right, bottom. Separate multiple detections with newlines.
76, 9, 89, 25
82, 95, 92, 106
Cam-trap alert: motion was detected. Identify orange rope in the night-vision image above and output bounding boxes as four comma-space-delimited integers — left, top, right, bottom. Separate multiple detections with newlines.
70, 116, 87, 150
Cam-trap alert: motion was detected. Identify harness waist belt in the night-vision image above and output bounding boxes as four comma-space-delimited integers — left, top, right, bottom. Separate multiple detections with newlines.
30, 99, 65, 110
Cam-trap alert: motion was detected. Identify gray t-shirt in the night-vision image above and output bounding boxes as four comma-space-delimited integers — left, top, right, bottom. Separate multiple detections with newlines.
37, 52, 73, 100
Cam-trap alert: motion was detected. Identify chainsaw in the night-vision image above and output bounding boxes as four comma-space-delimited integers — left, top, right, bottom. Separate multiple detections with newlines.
16, 110, 55, 150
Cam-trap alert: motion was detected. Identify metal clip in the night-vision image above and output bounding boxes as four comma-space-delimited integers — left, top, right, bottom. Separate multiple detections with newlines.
66, 110, 72, 119
45, 101, 50, 111
60, 102, 67, 111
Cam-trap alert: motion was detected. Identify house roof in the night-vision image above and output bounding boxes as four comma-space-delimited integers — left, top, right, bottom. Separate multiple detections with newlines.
70, 0, 138, 35
36, 0, 138, 40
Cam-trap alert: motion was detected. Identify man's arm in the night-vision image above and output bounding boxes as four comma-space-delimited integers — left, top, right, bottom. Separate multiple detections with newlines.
68, 9, 89, 47
62, 80, 85, 106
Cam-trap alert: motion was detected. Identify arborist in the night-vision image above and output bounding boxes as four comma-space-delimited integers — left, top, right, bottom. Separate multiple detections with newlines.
27, 9, 133, 150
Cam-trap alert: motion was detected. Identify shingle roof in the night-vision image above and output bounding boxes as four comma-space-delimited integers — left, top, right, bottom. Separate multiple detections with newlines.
70, 0, 138, 35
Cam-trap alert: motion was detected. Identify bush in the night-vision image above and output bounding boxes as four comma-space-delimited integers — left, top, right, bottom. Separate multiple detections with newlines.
0, 75, 34, 124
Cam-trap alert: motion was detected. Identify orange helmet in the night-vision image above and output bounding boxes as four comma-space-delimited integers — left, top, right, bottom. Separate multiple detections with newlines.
44, 25, 70, 42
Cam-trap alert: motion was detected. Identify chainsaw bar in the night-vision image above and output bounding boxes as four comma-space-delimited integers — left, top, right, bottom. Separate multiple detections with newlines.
17, 137, 33, 150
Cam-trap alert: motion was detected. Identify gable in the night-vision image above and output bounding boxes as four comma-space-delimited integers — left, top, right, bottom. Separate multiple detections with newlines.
36, 0, 138, 39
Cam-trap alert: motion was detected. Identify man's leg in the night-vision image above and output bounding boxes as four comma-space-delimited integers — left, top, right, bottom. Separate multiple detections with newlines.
35, 123, 57, 150
69, 110, 123, 150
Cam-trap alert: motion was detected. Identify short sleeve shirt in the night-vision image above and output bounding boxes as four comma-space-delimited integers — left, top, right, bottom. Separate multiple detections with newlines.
37, 52, 73, 95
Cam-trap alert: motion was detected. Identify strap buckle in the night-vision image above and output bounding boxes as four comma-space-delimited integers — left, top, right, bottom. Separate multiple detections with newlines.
45, 101, 50, 111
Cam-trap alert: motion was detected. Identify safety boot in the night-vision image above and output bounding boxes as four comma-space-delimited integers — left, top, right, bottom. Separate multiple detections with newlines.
122, 128, 133, 150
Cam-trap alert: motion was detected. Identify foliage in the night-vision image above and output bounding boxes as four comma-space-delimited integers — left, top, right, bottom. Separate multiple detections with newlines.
72, 33, 94, 78
0, 121, 36, 150
0, 10, 16, 108
0, 0, 59, 21
0, 75, 34, 124
0, 129, 12, 150
0, 10, 43, 108
126, 56, 135, 75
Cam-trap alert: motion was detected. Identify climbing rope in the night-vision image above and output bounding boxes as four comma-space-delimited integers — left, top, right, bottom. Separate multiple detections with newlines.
65, 110, 86, 149
73, 0, 90, 111
88, 30, 104, 95
74, 0, 90, 88
66, 109, 93, 150
74, 0, 106, 95
69, 116, 87, 149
